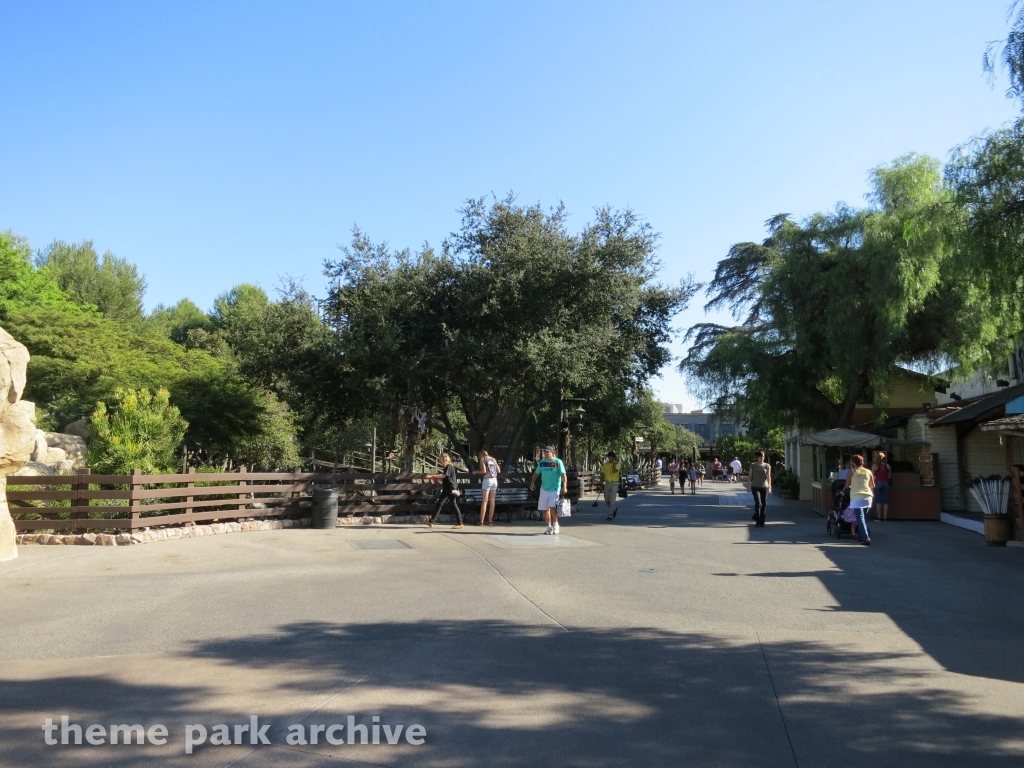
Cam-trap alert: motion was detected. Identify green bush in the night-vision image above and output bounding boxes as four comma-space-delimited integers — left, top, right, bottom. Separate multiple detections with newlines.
89, 387, 188, 474
774, 467, 800, 497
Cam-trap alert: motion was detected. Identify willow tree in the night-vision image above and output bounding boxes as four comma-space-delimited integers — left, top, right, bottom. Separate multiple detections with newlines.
326, 196, 693, 466
940, 4, 1024, 370
682, 154, 962, 430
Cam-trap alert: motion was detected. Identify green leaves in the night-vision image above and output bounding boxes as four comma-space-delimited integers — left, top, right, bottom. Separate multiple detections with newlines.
89, 388, 188, 475
35, 240, 147, 323
684, 154, 958, 429
325, 196, 694, 463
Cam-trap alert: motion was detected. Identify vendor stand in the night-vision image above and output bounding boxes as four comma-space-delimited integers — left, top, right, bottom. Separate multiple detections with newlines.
804, 429, 939, 520
979, 414, 1024, 541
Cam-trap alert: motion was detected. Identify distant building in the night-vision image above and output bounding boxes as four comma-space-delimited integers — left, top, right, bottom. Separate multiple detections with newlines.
661, 405, 742, 444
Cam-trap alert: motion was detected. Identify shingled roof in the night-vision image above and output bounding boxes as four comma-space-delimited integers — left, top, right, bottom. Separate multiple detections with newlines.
979, 414, 1024, 432
929, 382, 1024, 427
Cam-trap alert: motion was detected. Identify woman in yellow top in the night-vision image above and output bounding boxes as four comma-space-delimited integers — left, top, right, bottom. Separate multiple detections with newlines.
601, 451, 621, 520
843, 454, 874, 545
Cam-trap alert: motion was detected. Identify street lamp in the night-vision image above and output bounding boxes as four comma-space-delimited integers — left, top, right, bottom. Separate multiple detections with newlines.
558, 397, 587, 461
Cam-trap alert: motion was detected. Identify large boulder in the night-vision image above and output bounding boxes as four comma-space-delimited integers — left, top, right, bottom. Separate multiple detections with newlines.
0, 401, 35, 473
12, 462, 56, 477
0, 329, 28, 407
30, 429, 48, 462
44, 433, 87, 472
61, 418, 90, 441
0, 327, 37, 562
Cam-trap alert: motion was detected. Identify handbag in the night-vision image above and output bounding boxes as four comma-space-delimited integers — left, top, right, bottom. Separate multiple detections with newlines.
556, 497, 572, 518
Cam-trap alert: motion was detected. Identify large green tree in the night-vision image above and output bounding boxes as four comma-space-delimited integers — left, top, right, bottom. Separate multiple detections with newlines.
35, 240, 147, 323
0, 232, 298, 469
938, 3, 1024, 371
326, 197, 694, 466
682, 155, 961, 430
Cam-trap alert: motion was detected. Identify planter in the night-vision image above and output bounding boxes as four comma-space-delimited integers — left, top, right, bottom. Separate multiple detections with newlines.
983, 514, 1012, 547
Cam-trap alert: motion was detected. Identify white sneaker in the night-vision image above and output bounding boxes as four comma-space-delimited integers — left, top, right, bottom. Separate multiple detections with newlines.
552, 523, 560, 534
545, 526, 553, 535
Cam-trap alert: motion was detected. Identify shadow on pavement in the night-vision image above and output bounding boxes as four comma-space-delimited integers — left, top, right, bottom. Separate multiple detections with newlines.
2, 619, 1024, 767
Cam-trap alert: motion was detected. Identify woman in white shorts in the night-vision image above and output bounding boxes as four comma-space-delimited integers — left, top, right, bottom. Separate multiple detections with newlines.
476, 450, 501, 526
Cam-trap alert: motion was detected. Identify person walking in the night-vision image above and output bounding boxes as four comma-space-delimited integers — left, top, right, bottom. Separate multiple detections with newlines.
668, 457, 679, 494
475, 450, 500, 526
697, 461, 706, 487
427, 452, 464, 529
749, 451, 772, 527
531, 446, 568, 534
844, 454, 874, 545
688, 462, 698, 495
601, 451, 621, 520
872, 452, 892, 522
730, 456, 743, 483
713, 458, 723, 482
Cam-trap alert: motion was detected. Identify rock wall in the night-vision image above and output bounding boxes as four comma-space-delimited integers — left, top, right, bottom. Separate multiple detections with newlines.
0, 328, 38, 562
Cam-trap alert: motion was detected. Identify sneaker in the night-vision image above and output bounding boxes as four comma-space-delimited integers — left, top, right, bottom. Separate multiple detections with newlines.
612, 509, 617, 519
606, 514, 614, 521
552, 523, 560, 534
862, 539, 871, 546
452, 524, 464, 529
545, 526, 553, 535
426, 520, 433, 528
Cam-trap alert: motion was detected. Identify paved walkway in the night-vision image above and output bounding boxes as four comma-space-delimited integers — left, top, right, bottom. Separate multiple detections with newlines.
2, 482, 1023, 767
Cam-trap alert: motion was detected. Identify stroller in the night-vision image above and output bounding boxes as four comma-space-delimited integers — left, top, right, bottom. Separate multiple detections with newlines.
624, 473, 644, 491
825, 480, 859, 539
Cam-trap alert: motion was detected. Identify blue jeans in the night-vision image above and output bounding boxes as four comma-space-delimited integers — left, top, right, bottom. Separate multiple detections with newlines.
751, 487, 767, 524
852, 504, 870, 542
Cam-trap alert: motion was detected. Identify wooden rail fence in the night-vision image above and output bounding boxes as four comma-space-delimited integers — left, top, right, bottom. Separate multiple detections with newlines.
9, 469, 600, 533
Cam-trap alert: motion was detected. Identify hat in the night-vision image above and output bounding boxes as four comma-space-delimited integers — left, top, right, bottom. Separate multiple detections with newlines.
543, 445, 556, 453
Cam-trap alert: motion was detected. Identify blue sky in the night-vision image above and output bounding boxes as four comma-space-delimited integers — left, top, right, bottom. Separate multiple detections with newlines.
1, 1, 1020, 407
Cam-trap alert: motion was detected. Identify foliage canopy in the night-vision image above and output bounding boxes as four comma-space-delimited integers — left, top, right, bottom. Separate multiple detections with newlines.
326, 197, 694, 465
682, 155, 961, 429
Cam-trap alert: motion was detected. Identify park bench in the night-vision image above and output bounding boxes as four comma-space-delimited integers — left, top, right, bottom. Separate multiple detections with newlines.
461, 485, 534, 522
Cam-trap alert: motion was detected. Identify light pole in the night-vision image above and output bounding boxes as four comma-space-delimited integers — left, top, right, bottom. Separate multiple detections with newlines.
558, 397, 587, 461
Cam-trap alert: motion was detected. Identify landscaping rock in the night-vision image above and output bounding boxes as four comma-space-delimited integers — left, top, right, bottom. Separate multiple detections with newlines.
0, 326, 38, 562
44, 432, 87, 472
30, 430, 48, 462
12, 462, 56, 477
61, 418, 90, 441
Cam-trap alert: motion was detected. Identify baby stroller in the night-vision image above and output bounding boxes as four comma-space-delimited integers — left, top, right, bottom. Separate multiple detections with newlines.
826, 480, 858, 539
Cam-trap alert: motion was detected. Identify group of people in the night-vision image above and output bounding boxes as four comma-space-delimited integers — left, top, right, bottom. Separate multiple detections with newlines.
666, 458, 702, 494
661, 455, 745, 495
427, 445, 569, 535
425, 446, 880, 548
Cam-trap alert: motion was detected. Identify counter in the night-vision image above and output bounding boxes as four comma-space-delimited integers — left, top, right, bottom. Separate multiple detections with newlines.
811, 473, 939, 520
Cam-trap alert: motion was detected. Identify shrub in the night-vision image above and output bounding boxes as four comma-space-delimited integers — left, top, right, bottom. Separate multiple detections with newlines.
89, 388, 188, 474
774, 467, 800, 497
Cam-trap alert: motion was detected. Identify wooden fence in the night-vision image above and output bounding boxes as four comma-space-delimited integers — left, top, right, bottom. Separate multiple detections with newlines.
8, 468, 601, 533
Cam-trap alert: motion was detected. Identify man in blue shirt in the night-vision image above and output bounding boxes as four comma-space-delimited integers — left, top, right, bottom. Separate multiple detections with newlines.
530, 445, 567, 535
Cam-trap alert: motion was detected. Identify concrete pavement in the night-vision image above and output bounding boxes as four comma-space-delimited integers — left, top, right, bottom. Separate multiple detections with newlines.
2, 480, 1023, 767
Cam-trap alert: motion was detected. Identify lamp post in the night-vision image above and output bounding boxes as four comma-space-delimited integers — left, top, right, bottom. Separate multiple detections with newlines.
558, 397, 587, 462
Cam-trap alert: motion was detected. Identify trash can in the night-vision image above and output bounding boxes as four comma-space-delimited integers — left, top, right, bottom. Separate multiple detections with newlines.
312, 486, 339, 529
